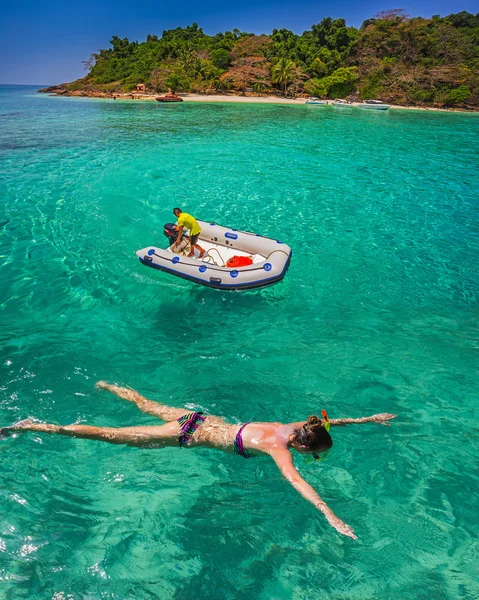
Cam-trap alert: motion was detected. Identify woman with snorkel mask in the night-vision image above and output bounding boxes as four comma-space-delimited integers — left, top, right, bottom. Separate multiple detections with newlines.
1, 382, 396, 539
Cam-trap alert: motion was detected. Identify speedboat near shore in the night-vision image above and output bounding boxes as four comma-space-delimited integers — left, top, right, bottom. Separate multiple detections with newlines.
156, 94, 183, 102
332, 99, 353, 107
305, 97, 328, 106
136, 220, 292, 291
358, 99, 390, 110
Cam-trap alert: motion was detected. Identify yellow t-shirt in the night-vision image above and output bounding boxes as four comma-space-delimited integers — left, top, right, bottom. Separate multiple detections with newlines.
177, 213, 201, 236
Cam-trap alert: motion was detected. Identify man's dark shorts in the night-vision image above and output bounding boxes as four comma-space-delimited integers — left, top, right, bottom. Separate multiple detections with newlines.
190, 233, 200, 246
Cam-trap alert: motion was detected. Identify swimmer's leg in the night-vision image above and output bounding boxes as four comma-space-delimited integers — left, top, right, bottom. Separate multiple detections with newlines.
1, 419, 59, 437
96, 381, 186, 421
3, 419, 173, 446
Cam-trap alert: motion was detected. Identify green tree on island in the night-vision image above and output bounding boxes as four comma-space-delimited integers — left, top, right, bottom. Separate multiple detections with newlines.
271, 58, 298, 96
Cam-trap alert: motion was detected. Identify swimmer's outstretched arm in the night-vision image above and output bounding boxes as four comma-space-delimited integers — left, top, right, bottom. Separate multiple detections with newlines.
289, 414, 396, 429
329, 413, 397, 426
270, 449, 357, 540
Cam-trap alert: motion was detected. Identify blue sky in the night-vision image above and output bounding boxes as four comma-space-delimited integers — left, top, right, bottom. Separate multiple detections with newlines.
0, 0, 476, 84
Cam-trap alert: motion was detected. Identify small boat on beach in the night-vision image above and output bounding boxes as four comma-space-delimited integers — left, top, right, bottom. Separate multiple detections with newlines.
156, 94, 183, 103
136, 220, 292, 291
305, 97, 328, 106
358, 99, 390, 110
332, 99, 353, 107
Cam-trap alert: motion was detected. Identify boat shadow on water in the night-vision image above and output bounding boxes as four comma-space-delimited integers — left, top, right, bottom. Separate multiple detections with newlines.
142, 275, 289, 340
155, 277, 289, 316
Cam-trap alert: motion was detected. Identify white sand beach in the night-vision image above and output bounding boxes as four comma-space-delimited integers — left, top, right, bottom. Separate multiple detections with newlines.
109, 92, 476, 113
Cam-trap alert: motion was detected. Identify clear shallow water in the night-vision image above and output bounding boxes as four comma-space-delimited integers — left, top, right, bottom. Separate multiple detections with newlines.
1, 85, 478, 599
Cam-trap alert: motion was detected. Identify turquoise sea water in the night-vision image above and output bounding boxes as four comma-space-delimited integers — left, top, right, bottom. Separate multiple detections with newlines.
1, 84, 478, 599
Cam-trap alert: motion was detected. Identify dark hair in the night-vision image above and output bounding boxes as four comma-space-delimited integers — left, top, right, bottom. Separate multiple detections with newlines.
173, 207, 182, 214
293, 416, 332, 453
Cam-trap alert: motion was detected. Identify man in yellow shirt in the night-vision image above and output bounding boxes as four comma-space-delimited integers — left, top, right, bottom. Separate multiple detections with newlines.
173, 208, 205, 258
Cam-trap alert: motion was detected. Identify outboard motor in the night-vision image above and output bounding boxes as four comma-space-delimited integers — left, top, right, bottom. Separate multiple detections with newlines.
163, 223, 179, 246
163, 222, 190, 254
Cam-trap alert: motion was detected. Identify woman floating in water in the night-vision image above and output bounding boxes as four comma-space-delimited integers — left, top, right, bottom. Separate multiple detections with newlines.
2, 382, 396, 539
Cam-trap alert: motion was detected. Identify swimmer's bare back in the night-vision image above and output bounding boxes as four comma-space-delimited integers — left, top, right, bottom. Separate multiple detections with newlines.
1, 381, 397, 540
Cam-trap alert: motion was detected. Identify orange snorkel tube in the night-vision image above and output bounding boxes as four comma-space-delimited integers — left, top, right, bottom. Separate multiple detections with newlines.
321, 409, 330, 432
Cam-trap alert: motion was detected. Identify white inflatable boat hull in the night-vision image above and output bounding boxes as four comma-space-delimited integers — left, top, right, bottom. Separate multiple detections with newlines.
136, 220, 292, 291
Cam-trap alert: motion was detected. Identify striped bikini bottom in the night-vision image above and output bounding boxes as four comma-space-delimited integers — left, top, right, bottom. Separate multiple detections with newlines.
177, 412, 206, 448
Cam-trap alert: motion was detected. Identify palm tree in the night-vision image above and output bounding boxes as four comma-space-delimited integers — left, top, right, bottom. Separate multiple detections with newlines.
178, 47, 194, 76
211, 74, 231, 93
271, 58, 297, 96
253, 81, 270, 95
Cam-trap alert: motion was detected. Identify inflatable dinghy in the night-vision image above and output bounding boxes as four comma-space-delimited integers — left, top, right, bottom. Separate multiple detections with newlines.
136, 220, 292, 291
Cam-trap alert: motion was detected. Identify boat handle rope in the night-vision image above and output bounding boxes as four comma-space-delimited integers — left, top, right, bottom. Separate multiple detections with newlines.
266, 249, 291, 260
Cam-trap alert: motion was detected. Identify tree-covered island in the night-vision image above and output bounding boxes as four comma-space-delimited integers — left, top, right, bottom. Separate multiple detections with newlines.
40, 10, 479, 109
